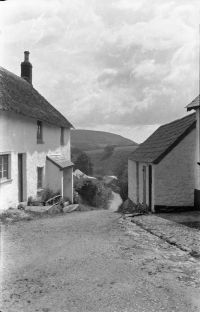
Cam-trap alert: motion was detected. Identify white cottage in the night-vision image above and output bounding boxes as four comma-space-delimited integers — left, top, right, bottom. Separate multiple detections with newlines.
0, 51, 73, 211
186, 95, 200, 208
128, 111, 197, 212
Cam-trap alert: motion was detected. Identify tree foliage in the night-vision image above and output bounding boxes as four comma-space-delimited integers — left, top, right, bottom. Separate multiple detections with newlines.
74, 178, 113, 209
74, 152, 93, 175
101, 145, 115, 160
113, 159, 128, 201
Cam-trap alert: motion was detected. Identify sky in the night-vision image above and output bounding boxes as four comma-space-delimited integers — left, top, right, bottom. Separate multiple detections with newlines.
0, 0, 199, 143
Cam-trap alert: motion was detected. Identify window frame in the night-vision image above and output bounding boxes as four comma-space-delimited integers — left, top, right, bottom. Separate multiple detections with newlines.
60, 127, 65, 146
0, 153, 11, 183
37, 120, 43, 144
37, 166, 44, 189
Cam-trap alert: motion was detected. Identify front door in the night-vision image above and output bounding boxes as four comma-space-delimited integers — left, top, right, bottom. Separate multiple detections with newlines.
143, 166, 146, 207
18, 153, 23, 202
149, 165, 152, 211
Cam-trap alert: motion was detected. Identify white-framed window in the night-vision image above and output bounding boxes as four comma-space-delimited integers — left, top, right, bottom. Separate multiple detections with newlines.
37, 120, 43, 143
0, 153, 11, 182
37, 167, 44, 189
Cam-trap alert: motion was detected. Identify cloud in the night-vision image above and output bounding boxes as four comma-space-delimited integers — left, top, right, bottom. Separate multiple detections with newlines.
0, 0, 199, 142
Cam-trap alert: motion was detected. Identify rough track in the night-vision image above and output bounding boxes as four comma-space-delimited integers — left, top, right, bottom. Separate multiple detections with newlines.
1, 210, 200, 312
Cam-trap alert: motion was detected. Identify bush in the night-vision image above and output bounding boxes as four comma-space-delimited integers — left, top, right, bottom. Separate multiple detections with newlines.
113, 160, 128, 201
74, 152, 93, 175
27, 196, 41, 206
101, 145, 115, 160
41, 188, 61, 203
74, 178, 112, 209
118, 199, 149, 214
27, 189, 61, 206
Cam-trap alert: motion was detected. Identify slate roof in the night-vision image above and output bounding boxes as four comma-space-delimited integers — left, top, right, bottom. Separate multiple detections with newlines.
0, 67, 73, 128
47, 155, 74, 169
129, 113, 196, 164
187, 95, 200, 111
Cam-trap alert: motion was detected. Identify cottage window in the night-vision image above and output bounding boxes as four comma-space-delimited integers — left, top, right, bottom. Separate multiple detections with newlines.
37, 121, 43, 143
0, 154, 10, 181
60, 127, 65, 145
37, 167, 43, 189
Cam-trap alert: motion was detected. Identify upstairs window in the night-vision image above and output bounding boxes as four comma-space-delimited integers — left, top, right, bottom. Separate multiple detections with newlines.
60, 127, 65, 146
0, 154, 10, 181
37, 167, 43, 189
37, 121, 43, 143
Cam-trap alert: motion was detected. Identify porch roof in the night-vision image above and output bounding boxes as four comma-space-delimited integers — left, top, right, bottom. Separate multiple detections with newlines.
47, 155, 74, 169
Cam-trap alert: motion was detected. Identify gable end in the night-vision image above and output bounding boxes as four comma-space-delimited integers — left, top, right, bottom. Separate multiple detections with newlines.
153, 121, 196, 164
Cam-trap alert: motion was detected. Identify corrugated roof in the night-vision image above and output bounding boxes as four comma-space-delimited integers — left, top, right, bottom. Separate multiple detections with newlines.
47, 155, 74, 169
0, 67, 73, 128
129, 113, 196, 164
186, 95, 199, 111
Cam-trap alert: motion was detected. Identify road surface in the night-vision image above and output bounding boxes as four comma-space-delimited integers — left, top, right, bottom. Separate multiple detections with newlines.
1, 210, 200, 312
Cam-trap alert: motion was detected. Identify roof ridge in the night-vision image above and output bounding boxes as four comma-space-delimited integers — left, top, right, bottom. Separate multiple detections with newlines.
0, 66, 73, 128
0, 66, 31, 85
158, 112, 195, 129
129, 112, 196, 164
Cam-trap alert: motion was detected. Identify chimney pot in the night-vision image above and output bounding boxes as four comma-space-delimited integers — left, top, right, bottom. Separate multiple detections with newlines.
24, 51, 30, 62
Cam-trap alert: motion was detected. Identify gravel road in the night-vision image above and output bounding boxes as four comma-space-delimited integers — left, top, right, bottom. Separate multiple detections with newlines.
1, 210, 200, 312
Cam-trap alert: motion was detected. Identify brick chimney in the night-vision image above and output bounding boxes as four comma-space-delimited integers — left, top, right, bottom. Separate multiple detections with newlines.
21, 51, 32, 84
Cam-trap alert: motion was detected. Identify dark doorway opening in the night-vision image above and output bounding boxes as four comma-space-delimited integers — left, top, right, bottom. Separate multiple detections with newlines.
18, 153, 26, 202
148, 165, 152, 210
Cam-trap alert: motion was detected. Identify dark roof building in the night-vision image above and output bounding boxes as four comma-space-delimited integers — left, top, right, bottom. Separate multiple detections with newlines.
0, 52, 73, 128
129, 113, 196, 164
186, 95, 199, 111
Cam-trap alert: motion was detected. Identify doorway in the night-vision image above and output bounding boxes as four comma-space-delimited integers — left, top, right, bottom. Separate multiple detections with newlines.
148, 165, 152, 211
143, 166, 146, 207
18, 153, 26, 202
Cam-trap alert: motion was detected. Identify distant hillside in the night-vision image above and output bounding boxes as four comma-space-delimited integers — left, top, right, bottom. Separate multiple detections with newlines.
71, 129, 138, 151
86, 146, 138, 177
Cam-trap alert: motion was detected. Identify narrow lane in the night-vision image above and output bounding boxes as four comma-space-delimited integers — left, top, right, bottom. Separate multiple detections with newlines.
109, 191, 123, 212
1, 210, 200, 312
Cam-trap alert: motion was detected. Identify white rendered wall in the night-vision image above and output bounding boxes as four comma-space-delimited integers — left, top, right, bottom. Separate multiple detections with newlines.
46, 160, 62, 194
154, 129, 196, 207
0, 111, 71, 210
195, 108, 200, 190
128, 160, 152, 208
128, 160, 137, 203
138, 162, 150, 207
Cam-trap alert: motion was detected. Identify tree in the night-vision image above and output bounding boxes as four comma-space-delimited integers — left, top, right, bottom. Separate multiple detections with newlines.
74, 152, 93, 175
114, 159, 128, 201
101, 145, 115, 160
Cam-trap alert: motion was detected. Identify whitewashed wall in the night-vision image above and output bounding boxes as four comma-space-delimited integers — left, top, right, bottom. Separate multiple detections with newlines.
154, 128, 196, 207
46, 159, 62, 194
0, 111, 71, 210
128, 160, 152, 207
128, 160, 137, 203
195, 109, 200, 190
